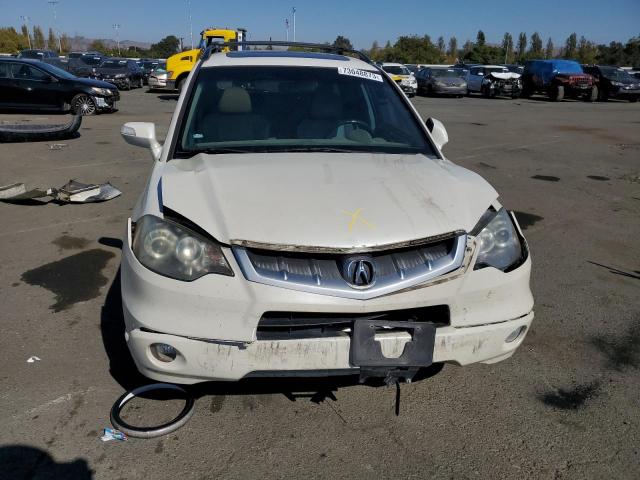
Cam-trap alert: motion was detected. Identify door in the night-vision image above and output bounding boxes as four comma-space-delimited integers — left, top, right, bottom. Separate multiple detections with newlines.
468, 67, 485, 91
0, 62, 21, 107
10, 63, 59, 108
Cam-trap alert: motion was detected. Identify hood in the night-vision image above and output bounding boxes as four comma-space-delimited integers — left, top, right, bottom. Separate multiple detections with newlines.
95, 67, 129, 76
488, 72, 521, 80
160, 153, 498, 249
73, 76, 118, 89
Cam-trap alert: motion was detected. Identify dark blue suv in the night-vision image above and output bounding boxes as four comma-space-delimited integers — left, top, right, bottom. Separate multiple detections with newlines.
522, 60, 597, 102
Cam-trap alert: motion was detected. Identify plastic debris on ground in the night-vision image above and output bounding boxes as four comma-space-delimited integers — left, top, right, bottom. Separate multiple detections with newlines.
48, 143, 68, 150
0, 179, 121, 204
26, 356, 41, 363
100, 428, 127, 442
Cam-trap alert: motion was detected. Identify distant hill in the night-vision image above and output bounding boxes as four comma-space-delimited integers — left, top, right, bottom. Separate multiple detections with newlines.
67, 35, 151, 52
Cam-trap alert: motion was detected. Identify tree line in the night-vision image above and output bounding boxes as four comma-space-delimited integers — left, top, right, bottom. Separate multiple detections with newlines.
354, 31, 640, 66
0, 25, 181, 59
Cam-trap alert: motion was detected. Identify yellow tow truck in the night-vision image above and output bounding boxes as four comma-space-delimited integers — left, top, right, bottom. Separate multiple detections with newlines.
166, 27, 247, 91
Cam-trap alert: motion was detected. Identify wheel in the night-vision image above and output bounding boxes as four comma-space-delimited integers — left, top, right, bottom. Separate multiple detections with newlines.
466, 88, 472, 96
550, 85, 564, 101
587, 86, 598, 102
70, 94, 97, 116
598, 88, 609, 102
427, 85, 433, 97
123, 78, 131, 91
482, 85, 492, 98
176, 77, 185, 92
138, 77, 144, 88
630, 97, 638, 103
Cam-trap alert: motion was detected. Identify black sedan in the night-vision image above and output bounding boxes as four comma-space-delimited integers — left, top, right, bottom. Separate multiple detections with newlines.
93, 58, 144, 90
0, 58, 119, 115
583, 65, 640, 102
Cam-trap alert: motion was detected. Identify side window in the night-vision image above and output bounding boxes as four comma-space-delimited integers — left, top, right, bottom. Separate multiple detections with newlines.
0, 63, 11, 78
11, 64, 49, 80
470, 67, 477, 75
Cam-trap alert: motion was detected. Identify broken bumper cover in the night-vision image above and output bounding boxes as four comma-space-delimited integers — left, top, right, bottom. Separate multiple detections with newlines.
125, 313, 533, 383
121, 227, 534, 383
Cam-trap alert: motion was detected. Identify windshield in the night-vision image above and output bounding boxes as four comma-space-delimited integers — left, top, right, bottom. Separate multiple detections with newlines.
99, 60, 127, 69
38, 62, 77, 80
383, 65, 410, 75
176, 66, 433, 157
600, 67, 634, 82
80, 56, 102, 66
432, 69, 462, 78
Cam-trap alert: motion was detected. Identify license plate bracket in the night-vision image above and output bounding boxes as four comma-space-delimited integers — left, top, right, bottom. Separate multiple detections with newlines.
349, 320, 436, 368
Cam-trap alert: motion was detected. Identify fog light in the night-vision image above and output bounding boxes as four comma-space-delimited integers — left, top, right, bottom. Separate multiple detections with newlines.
505, 326, 527, 343
150, 343, 178, 362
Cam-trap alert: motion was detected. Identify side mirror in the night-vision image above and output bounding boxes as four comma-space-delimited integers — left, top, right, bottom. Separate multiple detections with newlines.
426, 117, 449, 150
121, 122, 162, 161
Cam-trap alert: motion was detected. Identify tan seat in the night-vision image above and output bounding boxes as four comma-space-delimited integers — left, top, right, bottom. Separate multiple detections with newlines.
202, 87, 268, 142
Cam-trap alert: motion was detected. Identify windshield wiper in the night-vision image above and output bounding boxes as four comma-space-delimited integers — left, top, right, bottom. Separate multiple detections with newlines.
198, 147, 254, 154
270, 147, 358, 153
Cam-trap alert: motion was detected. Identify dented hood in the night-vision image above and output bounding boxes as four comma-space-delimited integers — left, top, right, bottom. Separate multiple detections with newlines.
488, 72, 521, 80
161, 153, 498, 249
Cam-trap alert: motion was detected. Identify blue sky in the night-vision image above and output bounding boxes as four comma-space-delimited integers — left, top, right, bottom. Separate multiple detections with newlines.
2, 0, 639, 48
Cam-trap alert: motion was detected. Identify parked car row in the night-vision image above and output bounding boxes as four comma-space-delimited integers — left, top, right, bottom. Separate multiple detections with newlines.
406, 59, 639, 102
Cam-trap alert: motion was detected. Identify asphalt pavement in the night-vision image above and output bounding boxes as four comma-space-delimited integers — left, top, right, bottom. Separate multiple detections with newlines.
0, 89, 638, 479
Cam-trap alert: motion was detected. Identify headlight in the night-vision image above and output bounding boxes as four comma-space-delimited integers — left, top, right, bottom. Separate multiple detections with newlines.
132, 215, 233, 281
91, 87, 112, 96
474, 208, 524, 271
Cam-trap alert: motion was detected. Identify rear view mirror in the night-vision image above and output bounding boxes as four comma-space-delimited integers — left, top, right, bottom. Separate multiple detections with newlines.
426, 117, 449, 150
121, 122, 162, 161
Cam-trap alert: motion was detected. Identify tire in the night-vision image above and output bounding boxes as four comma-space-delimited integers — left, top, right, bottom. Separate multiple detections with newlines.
427, 85, 433, 97
630, 97, 638, 103
70, 94, 97, 116
123, 78, 131, 91
482, 85, 492, 98
138, 77, 144, 88
587, 86, 598, 102
598, 88, 609, 102
551, 85, 564, 101
176, 77, 185, 93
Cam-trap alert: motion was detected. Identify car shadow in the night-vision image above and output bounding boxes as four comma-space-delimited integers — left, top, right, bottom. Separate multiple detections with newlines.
100, 265, 445, 403
157, 94, 179, 101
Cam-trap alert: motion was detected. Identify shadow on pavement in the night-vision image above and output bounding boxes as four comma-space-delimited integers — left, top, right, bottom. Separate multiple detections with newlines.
0, 445, 92, 480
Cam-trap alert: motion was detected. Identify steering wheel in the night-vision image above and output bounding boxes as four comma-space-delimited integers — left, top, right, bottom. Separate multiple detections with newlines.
336, 119, 373, 135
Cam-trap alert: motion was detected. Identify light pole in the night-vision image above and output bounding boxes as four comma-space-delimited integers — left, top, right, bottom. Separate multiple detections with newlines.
113, 24, 121, 56
285, 18, 289, 41
20, 15, 32, 49
186, 0, 194, 50
292, 7, 296, 42
47, 0, 62, 53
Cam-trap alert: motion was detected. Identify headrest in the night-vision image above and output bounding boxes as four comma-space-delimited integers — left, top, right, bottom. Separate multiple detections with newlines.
218, 87, 251, 113
310, 89, 342, 119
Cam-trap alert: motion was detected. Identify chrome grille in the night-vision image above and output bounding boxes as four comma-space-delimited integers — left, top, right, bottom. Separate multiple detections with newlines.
233, 234, 467, 300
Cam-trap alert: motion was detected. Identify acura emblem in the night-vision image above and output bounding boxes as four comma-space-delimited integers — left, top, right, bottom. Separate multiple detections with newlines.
343, 258, 376, 288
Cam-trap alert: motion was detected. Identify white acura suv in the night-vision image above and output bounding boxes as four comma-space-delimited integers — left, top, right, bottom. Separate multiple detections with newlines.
120, 43, 533, 384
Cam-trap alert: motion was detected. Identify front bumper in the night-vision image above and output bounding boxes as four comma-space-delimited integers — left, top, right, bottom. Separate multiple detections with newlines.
126, 313, 533, 383
121, 221, 534, 383
433, 84, 467, 95
610, 87, 640, 99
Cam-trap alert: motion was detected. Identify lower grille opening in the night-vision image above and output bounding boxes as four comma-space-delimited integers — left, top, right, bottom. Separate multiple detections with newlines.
256, 305, 449, 340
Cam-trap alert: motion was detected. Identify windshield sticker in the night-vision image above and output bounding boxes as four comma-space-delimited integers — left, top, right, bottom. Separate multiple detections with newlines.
337, 67, 383, 82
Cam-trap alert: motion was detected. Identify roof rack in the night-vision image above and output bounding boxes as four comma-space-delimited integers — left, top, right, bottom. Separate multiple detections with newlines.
201, 41, 375, 66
